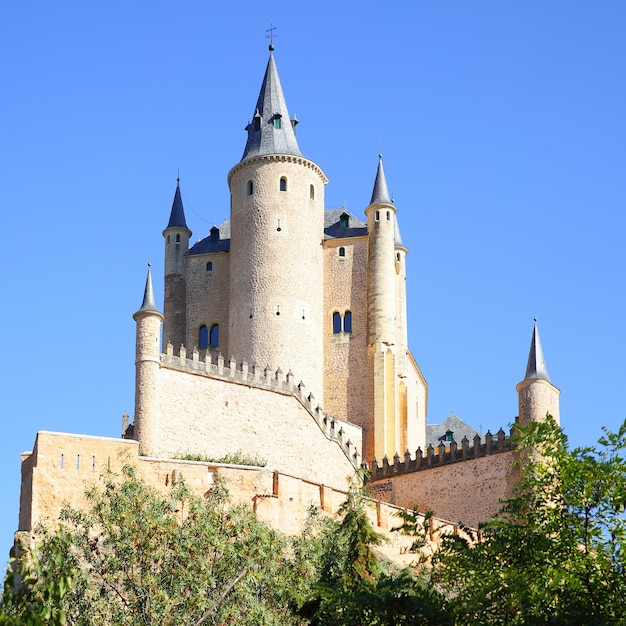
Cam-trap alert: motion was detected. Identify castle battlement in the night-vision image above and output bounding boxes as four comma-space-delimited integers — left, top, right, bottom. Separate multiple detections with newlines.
161, 342, 362, 468
369, 427, 514, 481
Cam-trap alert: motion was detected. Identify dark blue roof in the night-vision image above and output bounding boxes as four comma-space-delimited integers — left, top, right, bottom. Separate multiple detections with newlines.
166, 182, 189, 230
189, 220, 231, 255
324, 208, 368, 240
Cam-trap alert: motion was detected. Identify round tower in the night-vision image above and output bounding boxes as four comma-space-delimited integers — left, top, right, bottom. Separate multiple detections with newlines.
226, 49, 327, 400
133, 264, 164, 456
516, 319, 560, 425
365, 156, 397, 348
162, 179, 191, 352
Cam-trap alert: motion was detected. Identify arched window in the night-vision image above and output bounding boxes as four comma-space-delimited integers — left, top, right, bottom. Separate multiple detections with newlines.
338, 247, 345, 257
206, 261, 213, 272
247, 180, 253, 195
340, 212, 349, 229
332, 312, 341, 334
343, 311, 352, 333
176, 233, 181, 243
209, 324, 219, 347
280, 177, 287, 192
375, 211, 380, 221
310, 184, 315, 199
386, 211, 390, 220
199, 325, 209, 348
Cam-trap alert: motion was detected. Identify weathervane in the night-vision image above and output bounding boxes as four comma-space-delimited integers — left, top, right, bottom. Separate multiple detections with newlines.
266, 22, 278, 50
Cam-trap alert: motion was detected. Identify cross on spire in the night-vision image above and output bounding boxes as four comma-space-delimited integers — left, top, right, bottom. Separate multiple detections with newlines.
266, 22, 278, 50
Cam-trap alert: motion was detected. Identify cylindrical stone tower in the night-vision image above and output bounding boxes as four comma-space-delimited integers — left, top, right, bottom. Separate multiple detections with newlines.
133, 265, 164, 456
226, 49, 327, 401
516, 319, 560, 425
162, 180, 191, 353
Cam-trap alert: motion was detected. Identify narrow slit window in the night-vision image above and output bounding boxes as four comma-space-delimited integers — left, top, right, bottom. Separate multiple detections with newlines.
209, 324, 219, 347
199, 325, 209, 348
310, 184, 315, 199
343, 311, 352, 333
280, 177, 287, 192
60, 454, 64, 469
76, 454, 80, 470
386, 211, 390, 220
176, 233, 181, 243
375, 210, 380, 221
247, 180, 253, 195
332, 312, 342, 334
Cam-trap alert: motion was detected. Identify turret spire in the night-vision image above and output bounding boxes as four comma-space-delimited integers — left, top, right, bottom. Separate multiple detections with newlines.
166, 178, 188, 230
240, 50, 301, 161
134, 264, 161, 318
370, 155, 392, 205
524, 318, 551, 383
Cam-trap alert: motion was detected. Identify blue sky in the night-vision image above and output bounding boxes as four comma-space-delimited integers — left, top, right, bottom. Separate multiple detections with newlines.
1, 2, 625, 563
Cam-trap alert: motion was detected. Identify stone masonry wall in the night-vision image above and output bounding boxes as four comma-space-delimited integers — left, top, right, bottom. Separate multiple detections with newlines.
18, 431, 468, 570
322, 236, 372, 432
185, 250, 230, 359
138, 353, 362, 492
369, 449, 518, 528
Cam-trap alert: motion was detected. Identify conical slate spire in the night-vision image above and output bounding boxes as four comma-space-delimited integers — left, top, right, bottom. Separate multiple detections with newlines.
524, 319, 551, 383
166, 179, 188, 230
240, 50, 302, 162
135, 264, 161, 316
370, 155, 392, 205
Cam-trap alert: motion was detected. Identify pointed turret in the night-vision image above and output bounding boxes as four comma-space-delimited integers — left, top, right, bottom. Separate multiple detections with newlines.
133, 264, 164, 453
240, 48, 302, 161
133, 264, 162, 319
370, 155, 392, 205
516, 319, 560, 425
162, 179, 190, 352
523, 318, 551, 382
166, 179, 189, 230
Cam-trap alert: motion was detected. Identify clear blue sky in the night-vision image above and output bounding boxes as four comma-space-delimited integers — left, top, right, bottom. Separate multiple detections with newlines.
1, 2, 625, 565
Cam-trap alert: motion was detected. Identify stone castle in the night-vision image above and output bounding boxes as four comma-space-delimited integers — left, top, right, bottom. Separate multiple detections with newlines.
17, 47, 561, 545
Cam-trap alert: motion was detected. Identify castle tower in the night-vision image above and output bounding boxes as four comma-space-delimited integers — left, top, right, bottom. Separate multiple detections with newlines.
365, 157, 402, 462
132, 264, 164, 455
162, 179, 191, 352
516, 319, 560, 425
226, 47, 328, 400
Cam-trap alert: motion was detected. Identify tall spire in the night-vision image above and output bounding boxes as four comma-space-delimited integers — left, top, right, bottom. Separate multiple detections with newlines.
134, 264, 161, 318
370, 155, 392, 205
240, 48, 302, 162
166, 178, 188, 230
524, 318, 551, 383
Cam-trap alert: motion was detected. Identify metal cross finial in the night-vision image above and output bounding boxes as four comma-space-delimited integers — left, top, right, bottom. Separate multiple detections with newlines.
266, 23, 278, 50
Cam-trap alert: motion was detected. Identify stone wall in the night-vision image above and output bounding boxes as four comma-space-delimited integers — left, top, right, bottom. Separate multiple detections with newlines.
136, 349, 363, 492
18, 431, 467, 569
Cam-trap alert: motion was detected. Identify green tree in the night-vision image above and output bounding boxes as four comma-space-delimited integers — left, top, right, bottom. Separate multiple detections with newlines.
432, 416, 626, 626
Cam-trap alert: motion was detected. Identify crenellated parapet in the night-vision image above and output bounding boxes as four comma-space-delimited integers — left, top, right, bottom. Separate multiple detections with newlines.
161, 342, 361, 468
368, 427, 514, 481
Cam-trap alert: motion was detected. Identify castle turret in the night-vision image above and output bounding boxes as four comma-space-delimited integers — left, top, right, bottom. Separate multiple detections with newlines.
133, 264, 164, 455
226, 46, 328, 401
365, 157, 402, 462
516, 319, 560, 425
162, 179, 191, 352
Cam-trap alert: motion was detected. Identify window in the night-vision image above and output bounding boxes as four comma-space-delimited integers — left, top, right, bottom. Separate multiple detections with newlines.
199, 325, 209, 348
274, 116, 282, 129
210, 226, 220, 243
343, 311, 352, 333
209, 324, 219, 347
167, 234, 170, 244
396, 253, 401, 262
340, 212, 349, 229
247, 180, 253, 195
253, 114, 261, 132
332, 312, 342, 334
338, 247, 345, 257
386, 211, 390, 220
280, 177, 287, 192
176, 233, 181, 243
206, 261, 213, 272
310, 184, 315, 199
375, 210, 380, 221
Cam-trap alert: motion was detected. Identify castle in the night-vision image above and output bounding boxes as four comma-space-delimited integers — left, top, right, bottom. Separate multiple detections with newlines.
17, 47, 561, 543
